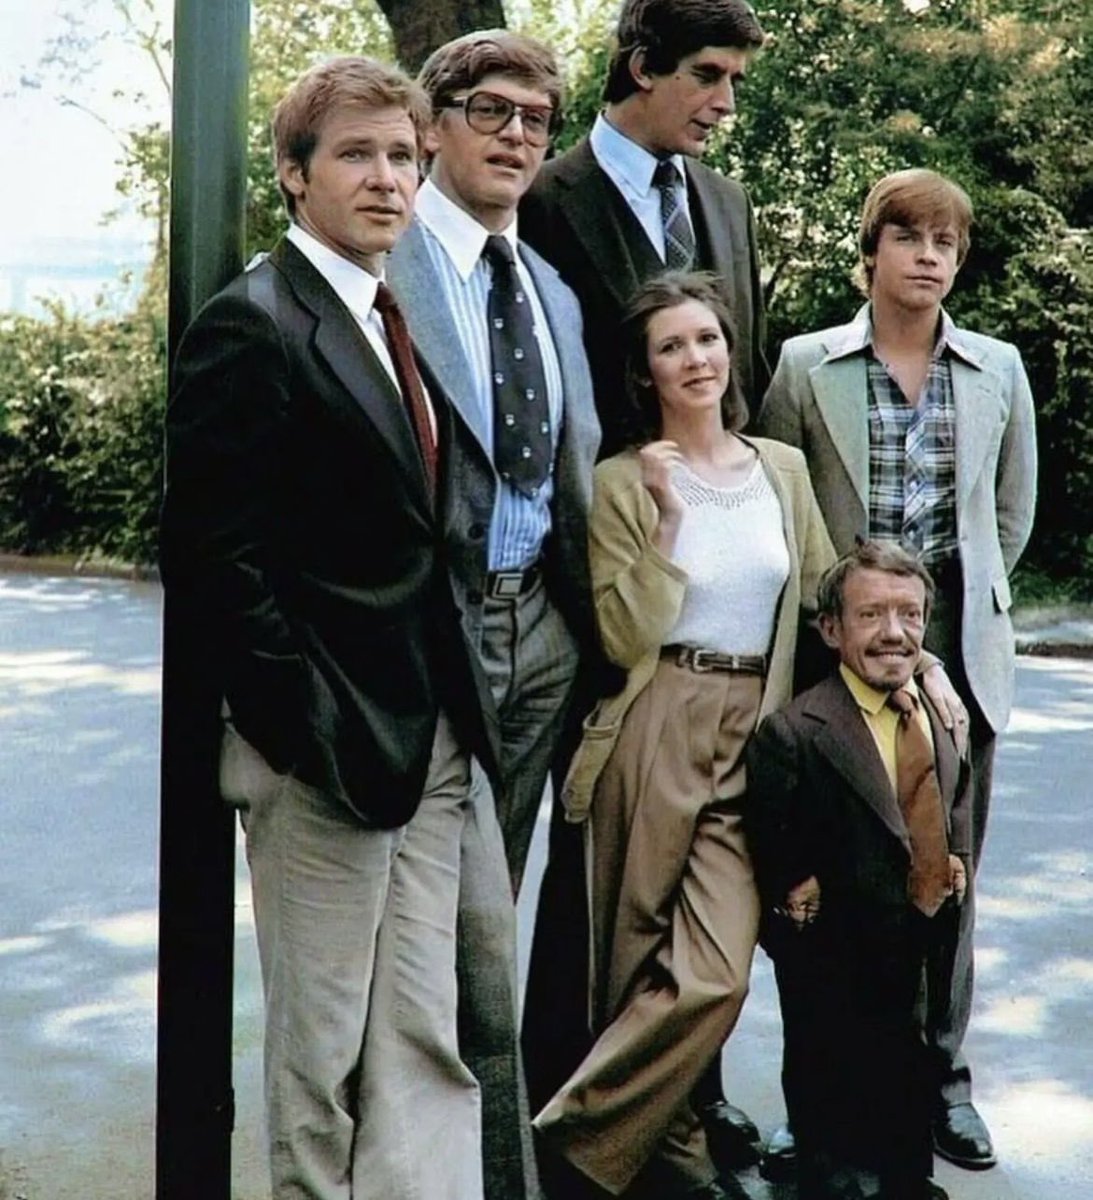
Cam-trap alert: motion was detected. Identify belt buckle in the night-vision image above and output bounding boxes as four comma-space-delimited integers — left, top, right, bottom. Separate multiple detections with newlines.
490, 570, 523, 600
689, 648, 714, 673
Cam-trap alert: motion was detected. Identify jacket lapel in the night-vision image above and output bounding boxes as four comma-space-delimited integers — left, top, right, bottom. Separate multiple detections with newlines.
386, 223, 491, 458
809, 353, 870, 514
555, 140, 646, 312
923, 694, 960, 813
807, 675, 911, 852
685, 161, 741, 285
271, 240, 432, 510
950, 348, 1000, 519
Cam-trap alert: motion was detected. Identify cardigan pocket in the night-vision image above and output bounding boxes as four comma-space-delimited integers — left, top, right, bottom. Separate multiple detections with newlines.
560, 706, 623, 824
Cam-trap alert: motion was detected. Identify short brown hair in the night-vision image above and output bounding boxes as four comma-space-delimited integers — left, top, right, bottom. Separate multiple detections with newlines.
272, 56, 431, 216
856, 168, 973, 293
817, 539, 936, 622
417, 29, 564, 116
619, 270, 747, 445
604, 0, 765, 104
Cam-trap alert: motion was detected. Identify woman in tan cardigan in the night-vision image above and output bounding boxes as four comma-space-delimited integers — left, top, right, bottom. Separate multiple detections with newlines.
533, 272, 836, 1200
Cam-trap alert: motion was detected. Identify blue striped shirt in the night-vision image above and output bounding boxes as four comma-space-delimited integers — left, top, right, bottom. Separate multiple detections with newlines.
414, 179, 564, 570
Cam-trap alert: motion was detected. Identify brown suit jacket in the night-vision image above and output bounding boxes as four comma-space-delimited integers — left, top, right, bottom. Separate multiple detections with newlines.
747, 671, 971, 941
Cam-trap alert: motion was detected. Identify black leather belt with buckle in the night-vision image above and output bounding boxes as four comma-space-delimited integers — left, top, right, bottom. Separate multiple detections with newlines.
486, 564, 541, 600
662, 644, 767, 675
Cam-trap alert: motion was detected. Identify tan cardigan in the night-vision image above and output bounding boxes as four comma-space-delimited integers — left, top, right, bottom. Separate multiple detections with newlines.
561, 435, 836, 821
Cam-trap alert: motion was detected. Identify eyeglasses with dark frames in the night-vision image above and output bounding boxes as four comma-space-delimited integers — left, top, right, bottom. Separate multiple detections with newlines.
440, 90, 559, 146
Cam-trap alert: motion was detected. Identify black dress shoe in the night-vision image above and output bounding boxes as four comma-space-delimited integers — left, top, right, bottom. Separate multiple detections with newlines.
932, 1102, 996, 1169
759, 1120, 796, 1181
700, 1100, 761, 1170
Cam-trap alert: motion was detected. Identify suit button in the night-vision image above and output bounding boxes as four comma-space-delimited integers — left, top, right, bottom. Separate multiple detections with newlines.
469, 523, 486, 540
468, 590, 483, 605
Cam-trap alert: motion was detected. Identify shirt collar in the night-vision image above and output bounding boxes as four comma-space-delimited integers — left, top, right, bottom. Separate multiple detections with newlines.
415, 177, 519, 282
286, 222, 383, 322
839, 662, 921, 716
824, 302, 980, 369
590, 111, 687, 198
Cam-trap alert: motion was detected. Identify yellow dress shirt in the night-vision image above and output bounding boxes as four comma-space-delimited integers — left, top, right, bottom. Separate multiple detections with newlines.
839, 664, 935, 794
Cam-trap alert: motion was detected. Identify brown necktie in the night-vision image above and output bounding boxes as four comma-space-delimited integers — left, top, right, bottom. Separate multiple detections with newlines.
372, 282, 437, 498
887, 687, 951, 916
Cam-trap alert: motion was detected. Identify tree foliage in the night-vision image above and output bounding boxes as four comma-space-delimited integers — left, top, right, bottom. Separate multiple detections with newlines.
0, 277, 167, 561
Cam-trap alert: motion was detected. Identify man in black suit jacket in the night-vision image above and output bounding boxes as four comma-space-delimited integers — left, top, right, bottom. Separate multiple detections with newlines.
518, 0, 768, 1169
160, 57, 500, 1200
519, 0, 768, 456
747, 541, 970, 1200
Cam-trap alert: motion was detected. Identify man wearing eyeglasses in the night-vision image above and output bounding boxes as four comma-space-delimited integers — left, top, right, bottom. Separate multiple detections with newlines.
387, 29, 600, 1200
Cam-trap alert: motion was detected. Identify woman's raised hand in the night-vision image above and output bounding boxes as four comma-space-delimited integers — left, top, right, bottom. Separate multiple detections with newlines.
638, 440, 685, 519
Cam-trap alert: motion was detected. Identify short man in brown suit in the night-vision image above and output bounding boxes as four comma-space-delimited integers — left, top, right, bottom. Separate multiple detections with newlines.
748, 541, 971, 1200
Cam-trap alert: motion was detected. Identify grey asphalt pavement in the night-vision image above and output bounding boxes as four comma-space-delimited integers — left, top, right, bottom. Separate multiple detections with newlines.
1, 569, 1090, 1199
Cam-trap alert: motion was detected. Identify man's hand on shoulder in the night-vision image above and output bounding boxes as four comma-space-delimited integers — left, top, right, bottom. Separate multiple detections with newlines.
919, 660, 970, 756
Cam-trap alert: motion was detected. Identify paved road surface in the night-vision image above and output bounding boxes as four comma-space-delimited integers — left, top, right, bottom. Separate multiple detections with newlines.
1, 571, 1090, 1198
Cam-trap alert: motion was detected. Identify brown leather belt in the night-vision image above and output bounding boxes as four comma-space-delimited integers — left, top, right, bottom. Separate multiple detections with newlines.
662, 644, 767, 676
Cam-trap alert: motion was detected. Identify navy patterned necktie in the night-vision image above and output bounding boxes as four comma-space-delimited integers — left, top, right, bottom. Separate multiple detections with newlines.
653, 159, 695, 270
483, 235, 551, 496
887, 688, 951, 916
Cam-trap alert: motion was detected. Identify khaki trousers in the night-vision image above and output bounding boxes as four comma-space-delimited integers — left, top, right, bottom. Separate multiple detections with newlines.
222, 715, 483, 1200
535, 660, 762, 1195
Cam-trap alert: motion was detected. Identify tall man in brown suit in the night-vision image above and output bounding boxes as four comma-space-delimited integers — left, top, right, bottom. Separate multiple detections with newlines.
520, 0, 769, 456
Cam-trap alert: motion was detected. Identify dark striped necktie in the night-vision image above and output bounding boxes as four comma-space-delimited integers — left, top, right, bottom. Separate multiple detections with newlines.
653, 159, 695, 270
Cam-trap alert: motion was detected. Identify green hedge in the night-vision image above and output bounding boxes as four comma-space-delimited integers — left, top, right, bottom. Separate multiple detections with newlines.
0, 294, 166, 564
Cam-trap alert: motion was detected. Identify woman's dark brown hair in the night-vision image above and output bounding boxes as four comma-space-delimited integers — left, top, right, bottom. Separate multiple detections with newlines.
619, 270, 747, 445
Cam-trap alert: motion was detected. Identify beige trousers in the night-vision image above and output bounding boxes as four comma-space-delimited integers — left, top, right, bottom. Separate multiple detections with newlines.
534, 660, 762, 1195
222, 715, 483, 1200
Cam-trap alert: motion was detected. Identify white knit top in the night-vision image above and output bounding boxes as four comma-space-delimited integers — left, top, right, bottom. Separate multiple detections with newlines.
665, 459, 790, 655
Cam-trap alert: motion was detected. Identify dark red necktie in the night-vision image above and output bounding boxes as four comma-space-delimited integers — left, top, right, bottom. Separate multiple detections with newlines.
373, 282, 437, 498
887, 687, 951, 916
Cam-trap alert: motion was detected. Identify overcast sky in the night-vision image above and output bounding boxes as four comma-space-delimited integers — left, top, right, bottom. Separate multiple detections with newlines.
0, 0, 170, 260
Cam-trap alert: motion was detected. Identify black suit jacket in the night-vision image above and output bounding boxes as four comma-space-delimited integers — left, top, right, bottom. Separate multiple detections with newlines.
519, 137, 768, 456
160, 239, 499, 828
747, 672, 971, 947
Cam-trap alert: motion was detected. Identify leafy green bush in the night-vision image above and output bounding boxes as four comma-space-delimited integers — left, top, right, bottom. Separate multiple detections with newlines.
0, 291, 166, 563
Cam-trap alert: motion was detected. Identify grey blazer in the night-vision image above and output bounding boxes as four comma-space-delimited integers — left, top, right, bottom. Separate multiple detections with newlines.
756, 304, 1037, 732
387, 219, 601, 652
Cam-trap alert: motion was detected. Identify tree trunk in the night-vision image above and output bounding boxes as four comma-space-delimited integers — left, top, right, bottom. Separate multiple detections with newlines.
376, 0, 507, 73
